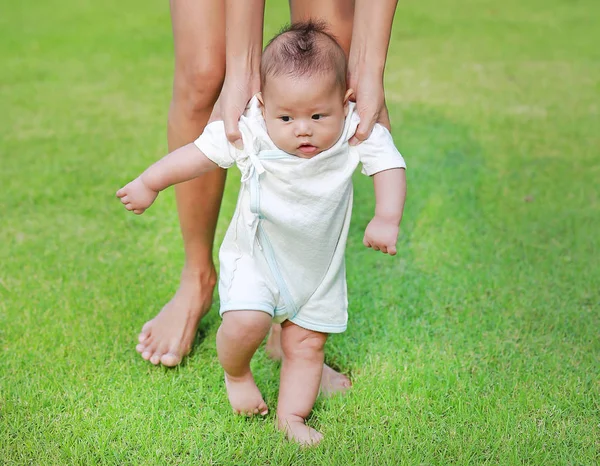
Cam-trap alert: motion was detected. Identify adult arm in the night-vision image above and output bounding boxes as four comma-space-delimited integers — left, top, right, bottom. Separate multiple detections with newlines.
348, 0, 398, 144
220, 0, 265, 148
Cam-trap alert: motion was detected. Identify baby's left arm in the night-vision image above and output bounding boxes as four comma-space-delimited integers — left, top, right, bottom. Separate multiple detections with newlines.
363, 168, 407, 255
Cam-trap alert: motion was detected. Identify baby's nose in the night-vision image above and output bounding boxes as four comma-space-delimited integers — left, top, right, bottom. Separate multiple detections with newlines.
295, 123, 312, 137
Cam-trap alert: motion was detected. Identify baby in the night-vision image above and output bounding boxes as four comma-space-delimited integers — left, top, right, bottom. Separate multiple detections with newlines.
117, 21, 406, 445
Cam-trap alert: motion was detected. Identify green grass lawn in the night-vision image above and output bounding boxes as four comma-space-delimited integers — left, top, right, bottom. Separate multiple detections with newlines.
1, 0, 599, 464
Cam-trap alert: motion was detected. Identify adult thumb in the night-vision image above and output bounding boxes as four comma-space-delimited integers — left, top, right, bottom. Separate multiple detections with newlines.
224, 114, 243, 150
349, 116, 376, 146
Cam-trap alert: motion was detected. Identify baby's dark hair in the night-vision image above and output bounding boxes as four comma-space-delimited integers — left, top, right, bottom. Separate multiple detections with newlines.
260, 20, 347, 92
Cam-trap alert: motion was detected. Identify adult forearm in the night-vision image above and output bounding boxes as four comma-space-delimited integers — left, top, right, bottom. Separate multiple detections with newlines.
372, 168, 406, 223
348, 0, 398, 80
225, 0, 264, 79
142, 144, 217, 192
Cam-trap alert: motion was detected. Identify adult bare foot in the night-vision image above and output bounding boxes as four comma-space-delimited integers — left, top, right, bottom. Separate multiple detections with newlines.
265, 327, 351, 395
278, 415, 323, 446
320, 364, 352, 396
225, 372, 269, 416
136, 267, 216, 366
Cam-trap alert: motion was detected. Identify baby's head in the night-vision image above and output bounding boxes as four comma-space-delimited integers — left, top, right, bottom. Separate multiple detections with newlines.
258, 21, 352, 158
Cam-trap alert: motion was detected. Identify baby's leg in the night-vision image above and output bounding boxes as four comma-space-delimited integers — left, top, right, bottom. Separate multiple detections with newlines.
266, 324, 351, 396
277, 322, 328, 445
216, 310, 272, 416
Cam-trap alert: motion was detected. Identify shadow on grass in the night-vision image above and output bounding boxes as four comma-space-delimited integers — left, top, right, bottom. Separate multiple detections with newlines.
340, 104, 486, 368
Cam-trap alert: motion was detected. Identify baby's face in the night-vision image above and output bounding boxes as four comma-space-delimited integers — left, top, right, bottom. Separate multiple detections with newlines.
260, 74, 351, 158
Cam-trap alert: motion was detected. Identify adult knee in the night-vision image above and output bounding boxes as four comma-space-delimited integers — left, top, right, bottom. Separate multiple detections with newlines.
172, 60, 225, 118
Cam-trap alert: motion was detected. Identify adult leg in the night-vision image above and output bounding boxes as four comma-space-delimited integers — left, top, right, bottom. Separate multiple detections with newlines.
289, 0, 355, 56
136, 0, 226, 366
217, 311, 272, 416
277, 321, 328, 445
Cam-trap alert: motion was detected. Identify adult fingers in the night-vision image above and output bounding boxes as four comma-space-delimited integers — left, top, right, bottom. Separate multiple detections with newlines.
222, 95, 246, 150
223, 113, 243, 149
377, 101, 391, 131
349, 109, 378, 146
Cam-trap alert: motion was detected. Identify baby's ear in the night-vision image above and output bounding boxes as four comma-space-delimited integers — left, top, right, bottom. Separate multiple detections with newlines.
343, 89, 354, 116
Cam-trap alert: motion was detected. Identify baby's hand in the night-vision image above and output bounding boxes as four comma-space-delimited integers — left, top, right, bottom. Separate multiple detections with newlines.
363, 216, 399, 255
116, 177, 158, 215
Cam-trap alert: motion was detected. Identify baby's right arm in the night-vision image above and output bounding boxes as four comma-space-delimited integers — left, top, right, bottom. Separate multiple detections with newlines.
116, 143, 218, 215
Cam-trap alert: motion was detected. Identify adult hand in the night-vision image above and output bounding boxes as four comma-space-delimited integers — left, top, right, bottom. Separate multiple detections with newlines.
216, 74, 260, 150
348, 71, 391, 146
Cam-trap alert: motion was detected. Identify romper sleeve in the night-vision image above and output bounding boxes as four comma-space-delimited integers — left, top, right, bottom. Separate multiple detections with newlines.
355, 123, 407, 176
193, 121, 242, 169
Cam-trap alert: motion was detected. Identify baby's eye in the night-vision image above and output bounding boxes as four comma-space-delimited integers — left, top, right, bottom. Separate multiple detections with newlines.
280, 116, 291, 122
311, 114, 322, 120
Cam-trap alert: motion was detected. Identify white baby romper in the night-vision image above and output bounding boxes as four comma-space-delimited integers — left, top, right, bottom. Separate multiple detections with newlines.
195, 96, 406, 333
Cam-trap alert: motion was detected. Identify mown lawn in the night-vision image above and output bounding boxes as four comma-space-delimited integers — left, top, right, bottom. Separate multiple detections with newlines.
1, 0, 598, 464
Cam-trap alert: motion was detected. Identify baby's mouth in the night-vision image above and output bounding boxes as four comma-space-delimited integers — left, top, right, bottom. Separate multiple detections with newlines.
298, 143, 317, 155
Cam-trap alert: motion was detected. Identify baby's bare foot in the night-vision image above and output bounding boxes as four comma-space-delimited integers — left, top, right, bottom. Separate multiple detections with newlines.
278, 415, 323, 446
136, 267, 216, 367
266, 329, 351, 396
320, 364, 352, 396
225, 373, 269, 416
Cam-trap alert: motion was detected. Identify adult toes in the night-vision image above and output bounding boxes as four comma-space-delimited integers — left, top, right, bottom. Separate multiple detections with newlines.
149, 353, 161, 365
160, 352, 182, 367
258, 402, 269, 416
140, 320, 153, 335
